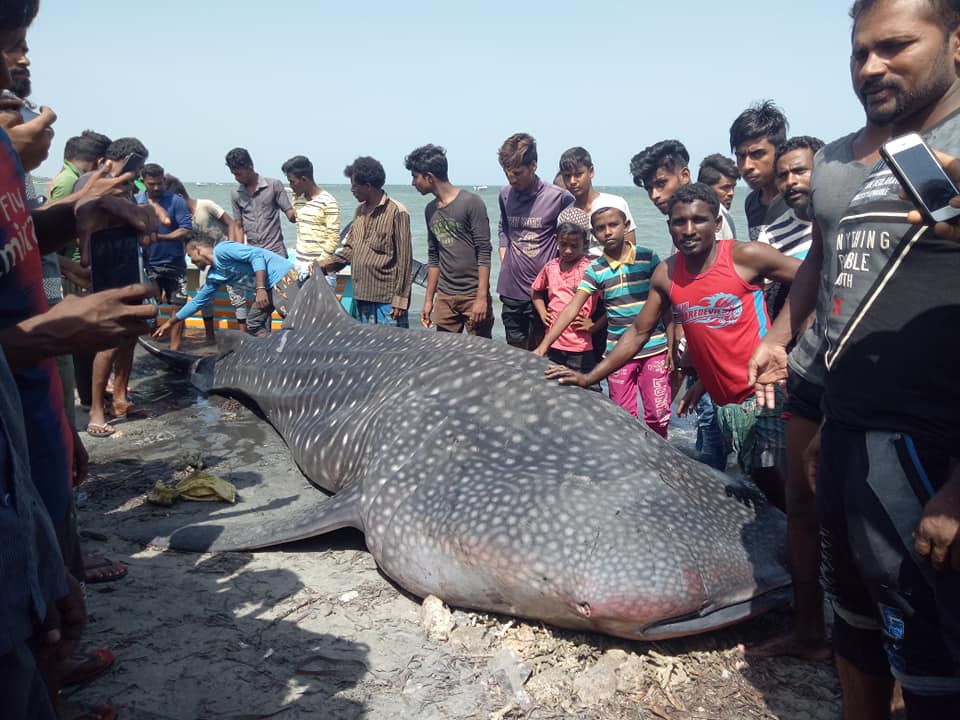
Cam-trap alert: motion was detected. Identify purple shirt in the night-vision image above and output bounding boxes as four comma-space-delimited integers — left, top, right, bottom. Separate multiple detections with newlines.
496, 177, 574, 300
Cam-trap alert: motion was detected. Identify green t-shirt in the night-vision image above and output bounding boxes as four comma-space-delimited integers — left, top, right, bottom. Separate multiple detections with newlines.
49, 161, 82, 263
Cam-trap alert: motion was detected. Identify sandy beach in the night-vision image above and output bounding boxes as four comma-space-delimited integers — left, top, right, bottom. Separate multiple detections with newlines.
68, 338, 842, 720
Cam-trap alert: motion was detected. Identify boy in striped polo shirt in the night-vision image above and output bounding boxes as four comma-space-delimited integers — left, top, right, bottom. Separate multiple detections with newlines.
535, 207, 672, 437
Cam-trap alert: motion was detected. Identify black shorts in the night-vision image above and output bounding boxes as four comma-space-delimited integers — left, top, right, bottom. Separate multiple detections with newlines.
818, 421, 960, 699
783, 371, 823, 423
146, 265, 187, 306
500, 296, 544, 348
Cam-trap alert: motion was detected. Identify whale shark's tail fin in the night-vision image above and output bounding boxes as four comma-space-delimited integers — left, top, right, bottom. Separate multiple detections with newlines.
283, 269, 354, 331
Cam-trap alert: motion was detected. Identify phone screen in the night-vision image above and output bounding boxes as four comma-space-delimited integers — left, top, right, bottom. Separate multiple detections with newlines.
90, 226, 142, 293
891, 143, 957, 212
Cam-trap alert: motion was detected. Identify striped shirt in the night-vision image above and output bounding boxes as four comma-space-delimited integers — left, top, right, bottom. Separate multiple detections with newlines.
756, 207, 812, 260
295, 190, 339, 265
579, 245, 667, 359
330, 193, 413, 309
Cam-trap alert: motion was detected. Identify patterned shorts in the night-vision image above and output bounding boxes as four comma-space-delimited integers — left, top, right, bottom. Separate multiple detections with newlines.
714, 386, 786, 475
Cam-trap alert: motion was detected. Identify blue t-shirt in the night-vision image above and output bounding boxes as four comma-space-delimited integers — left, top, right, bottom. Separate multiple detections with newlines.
136, 190, 192, 268
177, 241, 293, 320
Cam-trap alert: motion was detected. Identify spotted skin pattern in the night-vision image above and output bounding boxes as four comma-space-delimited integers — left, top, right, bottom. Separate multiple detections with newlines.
197, 277, 790, 641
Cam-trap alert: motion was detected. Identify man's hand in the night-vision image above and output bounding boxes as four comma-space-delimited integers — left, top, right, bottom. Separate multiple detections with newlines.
914, 467, 960, 573
317, 262, 333, 276
544, 363, 589, 387
76, 196, 159, 266
747, 339, 789, 409
677, 378, 706, 417
390, 305, 405, 321
905, 150, 960, 243
420, 299, 434, 329
255, 288, 270, 310
469, 294, 489, 326
152, 318, 175, 339
571, 314, 594, 333
3, 285, 158, 369
1, 106, 56, 172
58, 256, 90, 289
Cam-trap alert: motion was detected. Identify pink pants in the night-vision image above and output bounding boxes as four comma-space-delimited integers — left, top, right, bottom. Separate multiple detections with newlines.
607, 352, 672, 438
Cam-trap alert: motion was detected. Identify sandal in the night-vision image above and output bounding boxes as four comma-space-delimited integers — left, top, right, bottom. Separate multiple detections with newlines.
84, 553, 128, 584
86, 422, 115, 438
62, 648, 115, 687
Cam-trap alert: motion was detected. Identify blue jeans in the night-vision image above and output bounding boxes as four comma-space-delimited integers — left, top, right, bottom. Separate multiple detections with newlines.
353, 300, 409, 327
694, 388, 728, 471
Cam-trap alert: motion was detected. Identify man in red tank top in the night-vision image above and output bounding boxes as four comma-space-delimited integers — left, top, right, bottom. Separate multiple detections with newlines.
546, 183, 799, 508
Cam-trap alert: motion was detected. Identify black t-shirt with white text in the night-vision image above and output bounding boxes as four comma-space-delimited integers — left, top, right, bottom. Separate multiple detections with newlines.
823, 110, 960, 449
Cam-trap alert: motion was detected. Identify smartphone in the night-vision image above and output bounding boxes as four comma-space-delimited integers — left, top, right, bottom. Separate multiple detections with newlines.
0, 89, 38, 122
89, 225, 143, 293
117, 152, 145, 178
880, 133, 960, 223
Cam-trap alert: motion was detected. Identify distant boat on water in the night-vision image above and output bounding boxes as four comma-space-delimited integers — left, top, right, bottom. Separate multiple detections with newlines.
472, 184, 489, 191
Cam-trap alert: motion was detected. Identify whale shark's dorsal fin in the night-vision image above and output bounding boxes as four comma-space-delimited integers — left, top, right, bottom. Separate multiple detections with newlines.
283, 269, 354, 331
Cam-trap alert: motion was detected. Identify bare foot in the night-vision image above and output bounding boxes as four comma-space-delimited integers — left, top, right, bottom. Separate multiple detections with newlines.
740, 633, 832, 662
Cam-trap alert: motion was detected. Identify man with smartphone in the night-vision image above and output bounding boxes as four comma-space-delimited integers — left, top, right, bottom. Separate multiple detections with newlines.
136, 163, 191, 352
749, 1, 960, 716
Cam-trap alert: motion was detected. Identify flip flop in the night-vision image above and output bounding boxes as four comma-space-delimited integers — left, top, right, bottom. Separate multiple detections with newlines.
62, 648, 115, 687
84, 554, 128, 584
86, 422, 115, 438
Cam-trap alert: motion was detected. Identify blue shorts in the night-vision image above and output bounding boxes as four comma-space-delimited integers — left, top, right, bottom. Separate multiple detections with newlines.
352, 300, 409, 328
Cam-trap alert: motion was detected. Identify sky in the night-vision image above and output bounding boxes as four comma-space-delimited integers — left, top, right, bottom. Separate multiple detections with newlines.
27, 0, 865, 185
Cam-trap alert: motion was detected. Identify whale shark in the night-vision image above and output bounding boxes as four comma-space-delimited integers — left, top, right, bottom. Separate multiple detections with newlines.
142, 276, 791, 641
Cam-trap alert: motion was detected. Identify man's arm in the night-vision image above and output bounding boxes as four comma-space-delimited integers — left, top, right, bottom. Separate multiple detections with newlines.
0, 285, 157, 371
471, 198, 492, 323
392, 210, 413, 313
533, 289, 591, 356
421, 267, 441, 329
275, 180, 296, 223
498, 194, 509, 262
745, 228, 821, 407
733, 240, 802, 286
229, 193, 245, 243
34, 195, 158, 259
545, 263, 671, 386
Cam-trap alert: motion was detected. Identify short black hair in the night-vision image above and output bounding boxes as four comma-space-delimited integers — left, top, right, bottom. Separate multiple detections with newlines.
225, 147, 253, 171
629, 140, 690, 188
164, 175, 188, 198
343, 156, 386, 190
186, 229, 216, 250
558, 147, 593, 173
281, 155, 314, 182
64, 135, 107, 164
80, 129, 111, 159
556, 221, 588, 245
729, 100, 789, 153
697, 153, 740, 185
104, 137, 148, 162
0, 0, 39, 32
404, 144, 449, 182
667, 182, 720, 219
141, 163, 164, 179
498, 133, 537, 169
850, 0, 960, 31
774, 136, 825, 166
590, 206, 627, 226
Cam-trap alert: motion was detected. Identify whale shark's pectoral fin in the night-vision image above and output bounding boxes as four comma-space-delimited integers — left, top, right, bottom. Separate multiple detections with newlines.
165, 481, 366, 553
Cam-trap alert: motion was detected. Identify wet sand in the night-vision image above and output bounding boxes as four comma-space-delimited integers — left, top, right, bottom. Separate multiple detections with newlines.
69, 336, 842, 719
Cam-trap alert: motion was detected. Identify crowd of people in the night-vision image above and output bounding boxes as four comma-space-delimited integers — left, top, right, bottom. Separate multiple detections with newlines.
2, 0, 959, 718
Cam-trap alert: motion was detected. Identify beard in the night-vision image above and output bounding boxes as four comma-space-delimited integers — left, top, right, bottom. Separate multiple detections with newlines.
859, 52, 954, 125
10, 72, 29, 99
